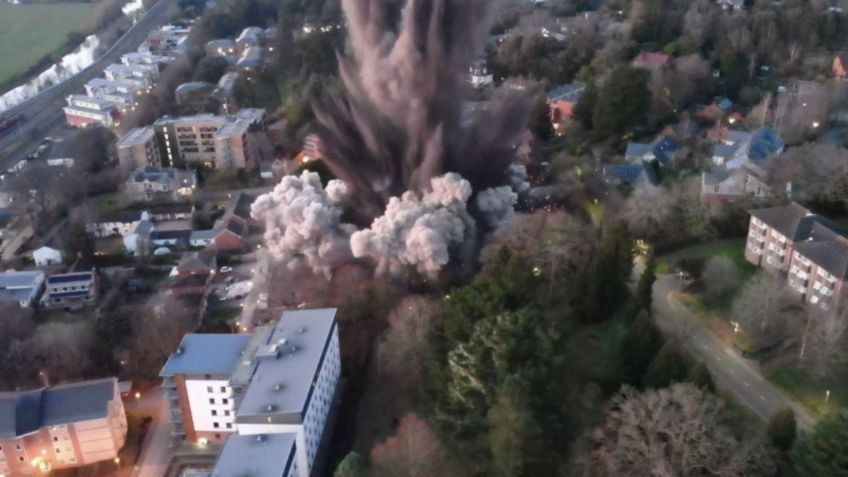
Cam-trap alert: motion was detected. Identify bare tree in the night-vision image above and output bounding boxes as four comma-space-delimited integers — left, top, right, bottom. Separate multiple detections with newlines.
803, 308, 848, 379
586, 384, 775, 477
732, 273, 803, 349
370, 413, 460, 477
377, 296, 441, 386
769, 143, 848, 206
619, 184, 674, 241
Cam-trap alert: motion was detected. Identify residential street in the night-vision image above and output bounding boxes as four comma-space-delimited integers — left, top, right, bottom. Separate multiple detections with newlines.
653, 274, 815, 429
126, 387, 174, 477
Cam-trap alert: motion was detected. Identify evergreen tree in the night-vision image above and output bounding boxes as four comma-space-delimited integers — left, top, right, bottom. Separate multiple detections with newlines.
334, 452, 368, 477
634, 250, 657, 312
488, 378, 546, 477
528, 95, 554, 141
592, 67, 651, 140
643, 342, 691, 388
686, 362, 715, 392
768, 408, 797, 453
792, 410, 848, 476
619, 309, 663, 384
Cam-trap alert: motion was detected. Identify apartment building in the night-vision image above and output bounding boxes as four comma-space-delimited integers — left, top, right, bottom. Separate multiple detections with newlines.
746, 202, 848, 311
84, 78, 138, 112
63, 95, 118, 128
104, 63, 159, 87
161, 309, 341, 477
117, 127, 162, 173
159, 333, 253, 443
152, 109, 268, 170
0, 378, 127, 476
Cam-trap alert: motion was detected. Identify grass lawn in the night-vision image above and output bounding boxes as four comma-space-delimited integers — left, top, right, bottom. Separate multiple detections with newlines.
657, 239, 756, 278
0, 1, 95, 89
768, 367, 848, 418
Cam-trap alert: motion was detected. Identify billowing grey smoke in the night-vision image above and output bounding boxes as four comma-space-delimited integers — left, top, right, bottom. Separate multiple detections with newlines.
350, 173, 473, 276
250, 171, 356, 279
313, 0, 530, 219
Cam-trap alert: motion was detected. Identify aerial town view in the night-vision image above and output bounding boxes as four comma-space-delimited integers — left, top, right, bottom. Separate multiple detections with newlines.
2, 0, 848, 475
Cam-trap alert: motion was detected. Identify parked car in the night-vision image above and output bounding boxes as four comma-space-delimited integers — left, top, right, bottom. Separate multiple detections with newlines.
220, 266, 233, 273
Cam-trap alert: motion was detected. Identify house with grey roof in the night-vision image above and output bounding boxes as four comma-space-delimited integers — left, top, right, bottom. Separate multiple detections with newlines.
0, 270, 45, 307
712, 127, 785, 169
701, 164, 770, 203
747, 202, 848, 311
0, 378, 127, 475
124, 166, 197, 203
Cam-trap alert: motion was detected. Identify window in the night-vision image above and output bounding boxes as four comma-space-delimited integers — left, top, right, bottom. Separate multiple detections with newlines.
226, 423, 232, 429
53, 437, 58, 442
15, 445, 21, 451
213, 422, 220, 429
224, 410, 230, 416
19, 457, 25, 462
220, 386, 226, 393
222, 398, 229, 405
206, 386, 212, 393
214, 433, 221, 439
211, 410, 217, 416
209, 398, 215, 405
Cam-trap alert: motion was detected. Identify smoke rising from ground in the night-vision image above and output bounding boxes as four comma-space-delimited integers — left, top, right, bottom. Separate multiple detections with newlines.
251, 171, 356, 279
257, 0, 531, 278
313, 0, 530, 217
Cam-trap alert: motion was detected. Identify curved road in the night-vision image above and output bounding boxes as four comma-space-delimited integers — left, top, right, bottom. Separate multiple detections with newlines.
653, 274, 815, 429
0, 0, 175, 169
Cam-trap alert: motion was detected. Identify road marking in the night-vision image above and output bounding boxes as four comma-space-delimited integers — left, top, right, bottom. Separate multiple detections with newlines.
744, 381, 750, 387
760, 395, 766, 401
728, 368, 734, 374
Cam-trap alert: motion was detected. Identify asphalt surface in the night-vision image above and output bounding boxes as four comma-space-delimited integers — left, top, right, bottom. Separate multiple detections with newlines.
126, 386, 175, 477
653, 274, 815, 429
0, 0, 175, 170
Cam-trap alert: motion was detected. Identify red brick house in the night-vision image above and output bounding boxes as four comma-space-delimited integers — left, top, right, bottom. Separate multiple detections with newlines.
833, 52, 848, 80
746, 203, 848, 312
211, 218, 246, 251
632, 51, 673, 69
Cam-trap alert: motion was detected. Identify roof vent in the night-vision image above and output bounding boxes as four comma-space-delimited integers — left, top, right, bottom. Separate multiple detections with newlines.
256, 434, 265, 442
278, 338, 288, 345
265, 404, 277, 412
175, 346, 184, 355
297, 327, 306, 334
273, 383, 284, 391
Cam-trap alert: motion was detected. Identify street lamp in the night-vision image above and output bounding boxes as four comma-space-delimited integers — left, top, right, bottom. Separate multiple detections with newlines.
826, 390, 831, 403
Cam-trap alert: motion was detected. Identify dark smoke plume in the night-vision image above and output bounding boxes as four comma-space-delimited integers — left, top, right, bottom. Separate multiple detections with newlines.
314, 0, 530, 220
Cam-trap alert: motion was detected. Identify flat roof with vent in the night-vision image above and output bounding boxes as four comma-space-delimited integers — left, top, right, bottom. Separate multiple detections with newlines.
159, 334, 252, 377
236, 308, 337, 423
210, 432, 296, 477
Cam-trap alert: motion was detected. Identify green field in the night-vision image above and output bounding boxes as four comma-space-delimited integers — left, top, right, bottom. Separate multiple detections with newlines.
0, 1, 95, 90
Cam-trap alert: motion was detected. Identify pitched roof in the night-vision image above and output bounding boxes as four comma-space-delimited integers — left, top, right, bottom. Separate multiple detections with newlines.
794, 239, 848, 279
178, 250, 217, 270
0, 271, 44, 289
151, 230, 192, 241
625, 142, 652, 157
603, 163, 659, 186
633, 51, 672, 67
547, 82, 586, 101
0, 379, 117, 438
750, 203, 815, 240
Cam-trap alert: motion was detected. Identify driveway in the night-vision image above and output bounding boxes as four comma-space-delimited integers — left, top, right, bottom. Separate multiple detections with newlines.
653, 274, 815, 429
126, 386, 175, 477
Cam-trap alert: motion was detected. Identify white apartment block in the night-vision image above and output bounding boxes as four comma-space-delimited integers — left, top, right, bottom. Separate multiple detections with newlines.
160, 308, 341, 477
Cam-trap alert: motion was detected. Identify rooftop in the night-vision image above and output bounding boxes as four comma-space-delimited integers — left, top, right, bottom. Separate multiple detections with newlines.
0, 271, 44, 290
211, 433, 296, 477
236, 309, 337, 421
0, 378, 117, 439
118, 127, 156, 148
547, 82, 586, 101
160, 334, 252, 376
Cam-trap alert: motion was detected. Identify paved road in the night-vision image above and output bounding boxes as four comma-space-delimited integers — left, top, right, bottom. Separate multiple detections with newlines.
653, 274, 815, 429
126, 386, 175, 477
0, 0, 175, 170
